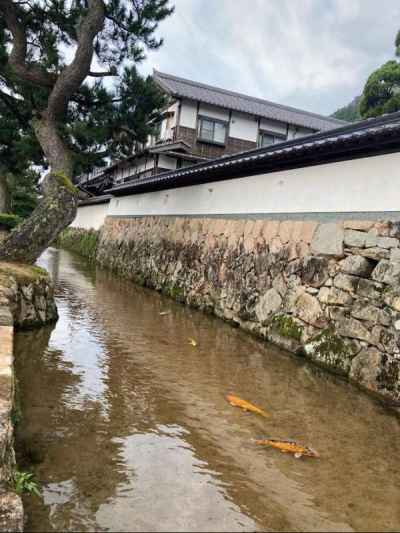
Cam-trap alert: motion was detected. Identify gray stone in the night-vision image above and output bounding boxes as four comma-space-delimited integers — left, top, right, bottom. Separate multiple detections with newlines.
376, 236, 399, 249
21, 284, 34, 301
357, 278, 382, 301
351, 301, 381, 323
334, 273, 359, 293
293, 292, 326, 328
272, 274, 287, 298
306, 287, 319, 295
365, 229, 379, 248
310, 223, 344, 257
255, 288, 282, 324
344, 230, 367, 248
395, 320, 400, 331
390, 248, 400, 262
301, 256, 329, 288
383, 288, 400, 312
339, 255, 375, 278
318, 287, 353, 306
336, 316, 377, 344
350, 349, 400, 403
350, 348, 382, 390
372, 260, 400, 285
351, 247, 390, 261
0, 306, 13, 327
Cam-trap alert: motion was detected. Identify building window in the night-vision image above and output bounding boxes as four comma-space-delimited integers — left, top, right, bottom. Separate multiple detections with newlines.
197, 116, 227, 145
258, 130, 286, 148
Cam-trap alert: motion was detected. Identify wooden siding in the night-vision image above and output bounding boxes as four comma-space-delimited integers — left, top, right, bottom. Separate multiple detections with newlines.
176, 126, 256, 158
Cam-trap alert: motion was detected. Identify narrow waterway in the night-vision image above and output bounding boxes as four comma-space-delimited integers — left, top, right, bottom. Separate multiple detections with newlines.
14, 248, 400, 533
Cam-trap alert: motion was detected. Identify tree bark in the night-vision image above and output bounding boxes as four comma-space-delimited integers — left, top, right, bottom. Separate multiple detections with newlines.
0, 176, 10, 213
0, 0, 105, 264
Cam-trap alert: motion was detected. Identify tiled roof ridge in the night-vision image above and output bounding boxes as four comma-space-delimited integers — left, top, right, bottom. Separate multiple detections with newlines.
153, 69, 345, 126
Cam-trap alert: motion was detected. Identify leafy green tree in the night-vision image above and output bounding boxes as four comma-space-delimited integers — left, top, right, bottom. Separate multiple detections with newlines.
0, 0, 173, 263
332, 96, 361, 122
360, 30, 400, 118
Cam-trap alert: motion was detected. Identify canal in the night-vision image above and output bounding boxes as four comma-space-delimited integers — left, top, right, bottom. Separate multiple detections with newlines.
14, 248, 400, 532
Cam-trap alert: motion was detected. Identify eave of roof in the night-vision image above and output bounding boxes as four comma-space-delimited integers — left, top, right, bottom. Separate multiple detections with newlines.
107, 112, 400, 198
153, 70, 345, 132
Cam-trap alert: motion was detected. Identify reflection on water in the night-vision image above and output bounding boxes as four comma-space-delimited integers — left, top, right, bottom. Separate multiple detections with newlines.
15, 248, 400, 532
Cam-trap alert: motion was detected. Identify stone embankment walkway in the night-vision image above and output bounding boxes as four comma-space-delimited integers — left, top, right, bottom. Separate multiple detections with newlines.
0, 263, 57, 532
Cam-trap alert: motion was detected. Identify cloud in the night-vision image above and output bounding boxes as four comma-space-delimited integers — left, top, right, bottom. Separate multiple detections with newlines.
141, 0, 400, 115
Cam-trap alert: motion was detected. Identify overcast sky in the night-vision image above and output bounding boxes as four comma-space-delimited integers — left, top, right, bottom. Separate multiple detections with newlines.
141, 0, 400, 116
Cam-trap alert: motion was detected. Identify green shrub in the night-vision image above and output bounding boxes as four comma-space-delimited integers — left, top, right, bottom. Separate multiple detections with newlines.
0, 213, 22, 229
13, 471, 40, 497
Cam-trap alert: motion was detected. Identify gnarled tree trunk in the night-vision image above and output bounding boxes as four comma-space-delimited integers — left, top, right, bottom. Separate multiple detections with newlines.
0, 0, 105, 264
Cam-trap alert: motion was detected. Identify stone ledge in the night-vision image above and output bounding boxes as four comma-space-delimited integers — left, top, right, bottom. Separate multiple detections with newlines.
0, 262, 58, 532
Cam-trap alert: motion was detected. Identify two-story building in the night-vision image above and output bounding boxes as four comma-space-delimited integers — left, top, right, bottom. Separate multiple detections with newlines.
76, 70, 344, 193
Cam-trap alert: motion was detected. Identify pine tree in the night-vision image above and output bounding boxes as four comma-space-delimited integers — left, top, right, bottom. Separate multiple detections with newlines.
0, 0, 173, 263
360, 30, 400, 118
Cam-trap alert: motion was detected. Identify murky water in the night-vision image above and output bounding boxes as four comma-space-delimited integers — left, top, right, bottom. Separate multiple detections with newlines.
14, 248, 400, 532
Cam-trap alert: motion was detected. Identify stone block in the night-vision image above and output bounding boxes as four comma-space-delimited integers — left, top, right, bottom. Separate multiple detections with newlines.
292, 292, 327, 328
349, 247, 389, 261
301, 256, 329, 288
310, 223, 344, 256
318, 287, 353, 306
299, 221, 318, 244
376, 236, 399, 249
350, 349, 400, 403
357, 278, 383, 301
372, 260, 400, 285
344, 230, 367, 248
261, 221, 280, 244
339, 255, 375, 278
383, 288, 400, 312
255, 288, 282, 325
390, 248, 400, 262
351, 302, 382, 323
334, 273, 359, 293
0, 307, 13, 327
365, 229, 379, 248
343, 220, 374, 231
336, 316, 380, 345
0, 327, 13, 358
278, 221, 293, 243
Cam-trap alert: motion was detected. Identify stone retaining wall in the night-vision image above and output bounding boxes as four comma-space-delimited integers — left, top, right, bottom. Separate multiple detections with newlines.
0, 263, 58, 532
96, 216, 400, 408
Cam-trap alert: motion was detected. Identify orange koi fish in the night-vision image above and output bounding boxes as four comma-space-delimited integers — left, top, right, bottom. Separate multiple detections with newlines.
254, 438, 319, 459
226, 394, 270, 418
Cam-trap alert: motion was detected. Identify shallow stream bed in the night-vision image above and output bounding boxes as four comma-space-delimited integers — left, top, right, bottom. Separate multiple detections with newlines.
14, 248, 400, 532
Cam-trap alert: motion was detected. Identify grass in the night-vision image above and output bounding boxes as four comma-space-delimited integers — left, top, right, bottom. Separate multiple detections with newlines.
57, 228, 99, 263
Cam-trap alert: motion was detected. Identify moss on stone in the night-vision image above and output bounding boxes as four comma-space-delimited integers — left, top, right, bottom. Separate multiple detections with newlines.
0, 262, 48, 284
271, 314, 303, 340
163, 284, 185, 303
58, 228, 99, 263
310, 329, 352, 360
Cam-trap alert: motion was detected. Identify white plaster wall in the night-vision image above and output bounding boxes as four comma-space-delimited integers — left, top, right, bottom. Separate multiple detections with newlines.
71, 203, 110, 230
180, 100, 197, 129
230, 111, 258, 141
288, 125, 315, 140
260, 118, 288, 135
158, 154, 177, 170
160, 102, 178, 140
108, 152, 400, 217
198, 103, 229, 121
